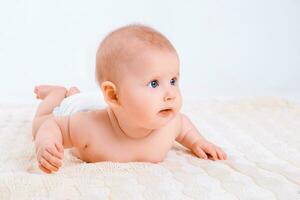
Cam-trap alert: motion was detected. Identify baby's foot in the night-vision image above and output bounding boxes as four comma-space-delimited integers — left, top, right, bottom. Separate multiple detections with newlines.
66, 87, 80, 97
34, 85, 67, 100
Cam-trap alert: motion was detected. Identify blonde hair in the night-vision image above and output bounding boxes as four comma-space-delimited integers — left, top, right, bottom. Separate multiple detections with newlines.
95, 24, 177, 85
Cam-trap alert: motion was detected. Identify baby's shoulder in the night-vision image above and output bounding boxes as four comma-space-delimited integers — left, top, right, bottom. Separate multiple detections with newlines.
68, 109, 109, 146
71, 109, 108, 127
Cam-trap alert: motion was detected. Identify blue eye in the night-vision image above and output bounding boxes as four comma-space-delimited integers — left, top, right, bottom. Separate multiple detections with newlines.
170, 78, 177, 85
148, 80, 159, 88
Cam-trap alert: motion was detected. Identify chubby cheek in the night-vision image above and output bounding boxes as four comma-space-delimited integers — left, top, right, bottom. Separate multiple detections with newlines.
122, 89, 159, 122
176, 92, 183, 113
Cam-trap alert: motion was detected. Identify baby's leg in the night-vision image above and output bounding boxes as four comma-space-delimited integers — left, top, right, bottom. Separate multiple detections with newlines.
32, 85, 80, 138
34, 85, 67, 117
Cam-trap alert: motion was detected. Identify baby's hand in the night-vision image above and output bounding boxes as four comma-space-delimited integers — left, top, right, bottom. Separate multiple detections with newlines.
35, 142, 64, 173
192, 139, 227, 160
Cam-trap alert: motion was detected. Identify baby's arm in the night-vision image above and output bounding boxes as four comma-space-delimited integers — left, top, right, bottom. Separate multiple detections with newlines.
34, 113, 87, 173
175, 114, 227, 160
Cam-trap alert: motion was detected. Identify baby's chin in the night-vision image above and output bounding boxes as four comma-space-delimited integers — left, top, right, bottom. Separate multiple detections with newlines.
146, 109, 177, 129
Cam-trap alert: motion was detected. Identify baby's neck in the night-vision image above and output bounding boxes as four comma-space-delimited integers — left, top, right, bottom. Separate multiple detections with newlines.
107, 107, 153, 139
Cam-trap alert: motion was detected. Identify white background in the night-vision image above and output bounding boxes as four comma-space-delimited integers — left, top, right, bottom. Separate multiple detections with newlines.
0, 0, 299, 104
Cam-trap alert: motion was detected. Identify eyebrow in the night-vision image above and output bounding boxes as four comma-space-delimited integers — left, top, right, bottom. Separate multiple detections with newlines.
144, 72, 180, 82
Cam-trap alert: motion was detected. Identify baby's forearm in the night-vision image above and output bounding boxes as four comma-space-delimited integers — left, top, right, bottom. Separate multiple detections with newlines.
176, 114, 206, 150
34, 118, 64, 174
176, 128, 206, 150
34, 119, 63, 147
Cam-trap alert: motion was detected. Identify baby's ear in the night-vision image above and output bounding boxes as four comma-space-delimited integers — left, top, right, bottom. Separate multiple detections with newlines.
101, 81, 120, 106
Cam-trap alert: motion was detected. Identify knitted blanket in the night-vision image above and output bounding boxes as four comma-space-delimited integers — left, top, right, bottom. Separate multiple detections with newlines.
0, 97, 299, 199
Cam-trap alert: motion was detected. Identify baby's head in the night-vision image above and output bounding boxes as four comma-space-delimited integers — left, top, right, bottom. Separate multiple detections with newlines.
96, 24, 182, 130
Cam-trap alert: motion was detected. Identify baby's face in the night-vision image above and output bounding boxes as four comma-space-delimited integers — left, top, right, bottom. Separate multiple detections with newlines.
117, 49, 182, 129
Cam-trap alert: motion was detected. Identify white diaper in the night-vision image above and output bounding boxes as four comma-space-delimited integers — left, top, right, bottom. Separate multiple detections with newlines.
53, 91, 106, 117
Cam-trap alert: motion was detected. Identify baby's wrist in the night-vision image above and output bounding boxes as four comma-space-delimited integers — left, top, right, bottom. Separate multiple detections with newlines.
34, 135, 56, 149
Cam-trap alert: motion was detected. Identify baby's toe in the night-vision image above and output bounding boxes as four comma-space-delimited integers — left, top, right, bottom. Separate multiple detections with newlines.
34, 86, 41, 99
34, 86, 39, 94
66, 86, 80, 97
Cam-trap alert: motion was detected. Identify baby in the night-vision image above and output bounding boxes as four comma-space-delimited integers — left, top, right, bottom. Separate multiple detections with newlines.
32, 24, 227, 174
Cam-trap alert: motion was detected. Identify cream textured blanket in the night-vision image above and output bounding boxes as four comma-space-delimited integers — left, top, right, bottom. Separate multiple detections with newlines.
0, 97, 299, 199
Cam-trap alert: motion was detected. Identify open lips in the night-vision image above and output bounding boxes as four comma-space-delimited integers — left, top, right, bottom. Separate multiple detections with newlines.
158, 108, 173, 117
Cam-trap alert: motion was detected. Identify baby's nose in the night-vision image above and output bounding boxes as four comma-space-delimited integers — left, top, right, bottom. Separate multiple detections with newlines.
163, 91, 176, 102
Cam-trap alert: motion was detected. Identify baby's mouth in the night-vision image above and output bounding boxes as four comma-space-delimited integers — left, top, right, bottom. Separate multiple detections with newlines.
158, 108, 173, 117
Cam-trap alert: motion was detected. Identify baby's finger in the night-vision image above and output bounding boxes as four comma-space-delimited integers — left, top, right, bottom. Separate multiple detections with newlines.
217, 147, 227, 160
45, 150, 63, 168
194, 147, 208, 159
38, 163, 52, 174
47, 146, 63, 159
55, 143, 64, 154
204, 145, 218, 161
216, 148, 224, 160
222, 151, 228, 160
40, 157, 58, 172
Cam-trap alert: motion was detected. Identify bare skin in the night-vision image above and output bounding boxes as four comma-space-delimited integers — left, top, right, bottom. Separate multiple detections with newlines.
32, 85, 180, 173
32, 46, 227, 174
32, 85, 227, 174
32, 85, 80, 173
